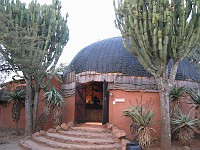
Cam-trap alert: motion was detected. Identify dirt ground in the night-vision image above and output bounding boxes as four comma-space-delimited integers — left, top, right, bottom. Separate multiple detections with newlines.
0, 128, 24, 150
148, 138, 200, 150
0, 127, 200, 150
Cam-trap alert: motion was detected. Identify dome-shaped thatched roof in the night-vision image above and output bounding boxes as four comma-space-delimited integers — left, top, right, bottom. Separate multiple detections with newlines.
64, 37, 199, 82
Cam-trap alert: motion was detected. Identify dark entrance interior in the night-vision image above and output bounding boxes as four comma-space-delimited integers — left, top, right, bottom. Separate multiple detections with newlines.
75, 81, 109, 124
85, 81, 103, 122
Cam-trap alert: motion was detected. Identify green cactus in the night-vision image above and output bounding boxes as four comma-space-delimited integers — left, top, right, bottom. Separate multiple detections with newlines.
114, 0, 200, 149
0, 0, 69, 136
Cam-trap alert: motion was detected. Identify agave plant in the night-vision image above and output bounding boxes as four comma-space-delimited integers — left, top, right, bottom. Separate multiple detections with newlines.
188, 89, 200, 120
36, 86, 64, 131
7, 89, 25, 135
171, 111, 200, 146
123, 104, 156, 149
169, 86, 187, 117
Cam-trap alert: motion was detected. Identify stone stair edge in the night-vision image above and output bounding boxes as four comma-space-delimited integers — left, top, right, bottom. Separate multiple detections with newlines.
57, 130, 113, 138
31, 136, 121, 150
45, 132, 116, 145
70, 126, 108, 132
20, 122, 130, 150
19, 140, 56, 150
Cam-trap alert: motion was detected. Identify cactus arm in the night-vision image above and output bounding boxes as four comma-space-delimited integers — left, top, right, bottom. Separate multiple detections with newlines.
114, 0, 200, 77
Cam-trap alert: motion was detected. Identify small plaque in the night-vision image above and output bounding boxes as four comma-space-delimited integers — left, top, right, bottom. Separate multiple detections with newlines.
115, 98, 125, 102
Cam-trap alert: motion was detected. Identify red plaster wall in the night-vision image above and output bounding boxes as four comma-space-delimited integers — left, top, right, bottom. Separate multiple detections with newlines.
0, 80, 26, 129
0, 78, 61, 130
37, 78, 61, 130
1, 78, 196, 141
62, 96, 75, 123
0, 103, 25, 128
109, 90, 161, 140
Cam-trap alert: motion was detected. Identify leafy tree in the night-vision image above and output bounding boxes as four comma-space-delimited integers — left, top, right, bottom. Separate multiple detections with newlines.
113, 0, 200, 149
55, 63, 68, 72
0, 4, 15, 83
0, 0, 69, 136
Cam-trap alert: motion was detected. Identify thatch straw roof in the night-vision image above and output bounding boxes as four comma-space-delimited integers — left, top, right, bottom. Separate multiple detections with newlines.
64, 37, 199, 82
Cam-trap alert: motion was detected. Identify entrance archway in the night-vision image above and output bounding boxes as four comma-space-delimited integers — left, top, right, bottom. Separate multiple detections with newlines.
75, 81, 109, 124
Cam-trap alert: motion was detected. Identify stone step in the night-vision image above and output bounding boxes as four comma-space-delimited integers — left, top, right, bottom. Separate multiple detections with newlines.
32, 136, 121, 150
20, 125, 124, 150
58, 130, 112, 139
46, 132, 115, 145
70, 127, 107, 133
20, 139, 55, 150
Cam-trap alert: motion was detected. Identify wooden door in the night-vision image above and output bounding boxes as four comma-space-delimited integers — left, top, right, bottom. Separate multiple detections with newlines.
102, 80, 109, 124
75, 82, 86, 123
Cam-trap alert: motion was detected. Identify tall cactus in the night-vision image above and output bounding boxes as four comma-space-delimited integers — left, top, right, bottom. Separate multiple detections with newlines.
114, 0, 200, 149
0, 0, 69, 136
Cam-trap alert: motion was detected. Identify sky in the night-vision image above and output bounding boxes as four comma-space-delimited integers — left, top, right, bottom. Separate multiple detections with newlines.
21, 0, 121, 65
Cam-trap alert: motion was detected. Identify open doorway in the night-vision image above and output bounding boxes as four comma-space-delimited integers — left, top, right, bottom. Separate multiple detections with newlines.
85, 81, 103, 122
75, 81, 109, 124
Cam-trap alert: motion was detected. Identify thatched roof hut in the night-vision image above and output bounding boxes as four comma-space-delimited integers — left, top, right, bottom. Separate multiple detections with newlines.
62, 36, 199, 96
61, 36, 200, 138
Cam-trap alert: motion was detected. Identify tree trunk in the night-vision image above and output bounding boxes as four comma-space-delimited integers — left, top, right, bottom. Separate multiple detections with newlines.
24, 73, 33, 137
159, 85, 172, 150
158, 62, 179, 150
33, 85, 40, 130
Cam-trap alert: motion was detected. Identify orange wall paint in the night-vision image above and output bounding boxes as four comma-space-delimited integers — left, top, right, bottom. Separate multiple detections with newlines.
62, 96, 75, 123
1, 79, 197, 141
0, 78, 61, 130
109, 90, 161, 140
0, 103, 25, 128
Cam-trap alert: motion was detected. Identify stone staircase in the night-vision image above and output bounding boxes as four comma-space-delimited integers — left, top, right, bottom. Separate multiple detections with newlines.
19, 124, 123, 150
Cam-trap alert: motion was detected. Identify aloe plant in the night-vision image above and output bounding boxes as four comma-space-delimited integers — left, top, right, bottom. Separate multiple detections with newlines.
123, 104, 156, 149
169, 86, 187, 117
188, 89, 200, 120
170, 86, 187, 101
171, 111, 200, 145
35, 86, 64, 131
45, 86, 64, 128
7, 89, 25, 135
